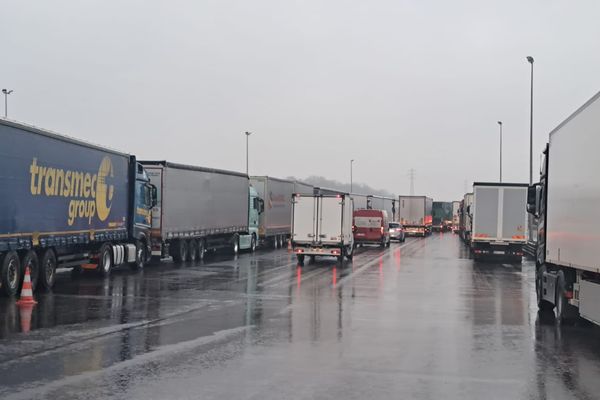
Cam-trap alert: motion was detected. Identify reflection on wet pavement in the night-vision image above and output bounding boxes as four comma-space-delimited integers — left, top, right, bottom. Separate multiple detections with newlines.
2, 234, 600, 399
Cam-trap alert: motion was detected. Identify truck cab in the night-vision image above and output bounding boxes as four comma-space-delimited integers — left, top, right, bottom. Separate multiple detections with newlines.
239, 185, 262, 252
131, 161, 157, 266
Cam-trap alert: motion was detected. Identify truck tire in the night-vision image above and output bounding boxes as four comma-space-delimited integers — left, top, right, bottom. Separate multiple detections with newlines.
130, 240, 146, 271
198, 239, 206, 261
380, 238, 386, 248
273, 236, 279, 249
188, 240, 198, 262
231, 235, 240, 255
171, 239, 188, 263
21, 250, 40, 291
250, 235, 256, 253
536, 265, 554, 311
337, 247, 345, 263
556, 271, 578, 325
345, 245, 353, 261
296, 254, 305, 265
0, 251, 21, 297
98, 244, 113, 277
39, 249, 57, 291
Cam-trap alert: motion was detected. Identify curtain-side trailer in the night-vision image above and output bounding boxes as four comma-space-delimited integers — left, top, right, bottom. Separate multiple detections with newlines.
0, 119, 155, 296
141, 161, 259, 262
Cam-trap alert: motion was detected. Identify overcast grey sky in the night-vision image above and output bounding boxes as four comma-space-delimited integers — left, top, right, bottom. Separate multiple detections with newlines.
3, 0, 600, 201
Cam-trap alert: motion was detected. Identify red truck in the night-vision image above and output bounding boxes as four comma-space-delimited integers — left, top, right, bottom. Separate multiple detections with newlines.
353, 209, 390, 247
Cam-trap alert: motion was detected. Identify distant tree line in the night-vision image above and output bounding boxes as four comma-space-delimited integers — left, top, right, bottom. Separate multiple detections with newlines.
288, 175, 395, 198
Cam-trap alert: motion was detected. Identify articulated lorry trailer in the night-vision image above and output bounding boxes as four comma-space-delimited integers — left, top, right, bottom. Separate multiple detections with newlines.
398, 196, 433, 236
352, 194, 396, 221
142, 161, 259, 261
470, 182, 527, 261
250, 176, 294, 248
451, 201, 460, 232
527, 90, 600, 325
0, 119, 156, 296
432, 201, 452, 232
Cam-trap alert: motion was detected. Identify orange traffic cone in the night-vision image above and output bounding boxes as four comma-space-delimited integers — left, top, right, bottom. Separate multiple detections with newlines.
16, 267, 37, 306
19, 303, 34, 333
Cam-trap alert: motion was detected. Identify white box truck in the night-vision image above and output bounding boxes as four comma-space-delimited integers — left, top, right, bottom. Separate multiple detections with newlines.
291, 193, 354, 265
398, 196, 433, 236
470, 182, 527, 261
528, 90, 600, 325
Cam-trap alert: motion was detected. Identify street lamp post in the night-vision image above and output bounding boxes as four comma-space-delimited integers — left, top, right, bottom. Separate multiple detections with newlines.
2, 89, 13, 118
497, 121, 503, 182
245, 131, 252, 176
350, 159, 354, 193
527, 56, 534, 185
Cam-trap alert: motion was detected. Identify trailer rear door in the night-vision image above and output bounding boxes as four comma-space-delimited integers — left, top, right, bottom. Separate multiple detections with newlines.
292, 196, 317, 243
501, 187, 527, 240
318, 197, 343, 244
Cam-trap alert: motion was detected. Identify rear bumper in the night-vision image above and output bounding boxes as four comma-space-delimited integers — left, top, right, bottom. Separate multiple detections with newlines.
471, 241, 524, 258
292, 243, 346, 257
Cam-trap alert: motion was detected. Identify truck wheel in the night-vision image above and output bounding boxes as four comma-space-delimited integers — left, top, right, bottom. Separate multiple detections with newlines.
21, 250, 40, 291
251, 235, 257, 253
171, 239, 187, 263
98, 244, 113, 277
556, 271, 578, 325
273, 236, 279, 249
198, 240, 206, 261
386, 238, 391, 248
231, 235, 240, 255
39, 249, 57, 291
188, 240, 198, 262
536, 265, 554, 311
130, 241, 146, 271
0, 251, 21, 297
345, 245, 353, 260
296, 254, 305, 265
380, 238, 386, 248
337, 247, 345, 264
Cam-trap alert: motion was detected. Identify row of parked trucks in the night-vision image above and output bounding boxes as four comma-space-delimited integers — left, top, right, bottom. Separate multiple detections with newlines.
0, 117, 433, 296
0, 118, 323, 296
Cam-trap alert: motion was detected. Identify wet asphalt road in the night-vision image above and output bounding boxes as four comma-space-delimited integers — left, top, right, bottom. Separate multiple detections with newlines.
2, 234, 600, 399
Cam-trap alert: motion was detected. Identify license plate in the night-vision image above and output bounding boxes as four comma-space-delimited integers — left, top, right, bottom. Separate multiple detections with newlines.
493, 251, 505, 255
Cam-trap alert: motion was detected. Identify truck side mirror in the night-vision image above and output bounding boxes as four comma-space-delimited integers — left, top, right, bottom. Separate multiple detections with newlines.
526, 184, 537, 216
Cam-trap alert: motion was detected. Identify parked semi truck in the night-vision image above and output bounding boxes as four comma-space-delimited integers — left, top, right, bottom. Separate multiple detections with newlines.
398, 196, 433, 236
451, 201, 460, 232
250, 176, 294, 248
432, 201, 452, 232
142, 161, 259, 261
527, 90, 600, 325
470, 182, 527, 261
291, 193, 354, 265
460, 193, 474, 244
0, 119, 156, 296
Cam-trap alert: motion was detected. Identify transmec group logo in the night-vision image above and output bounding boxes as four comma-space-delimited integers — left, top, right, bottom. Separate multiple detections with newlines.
29, 156, 115, 226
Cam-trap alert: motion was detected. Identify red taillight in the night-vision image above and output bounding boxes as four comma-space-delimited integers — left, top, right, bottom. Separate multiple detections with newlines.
295, 249, 304, 254
380, 226, 384, 234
